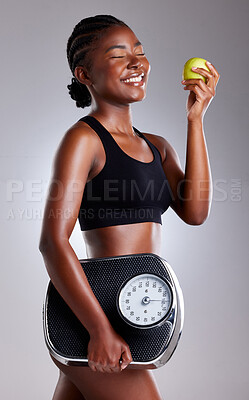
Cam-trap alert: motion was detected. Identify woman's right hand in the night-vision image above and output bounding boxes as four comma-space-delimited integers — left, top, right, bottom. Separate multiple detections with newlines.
87, 325, 133, 373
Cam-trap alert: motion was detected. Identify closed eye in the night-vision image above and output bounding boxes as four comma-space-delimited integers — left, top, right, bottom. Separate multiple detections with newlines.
111, 53, 145, 58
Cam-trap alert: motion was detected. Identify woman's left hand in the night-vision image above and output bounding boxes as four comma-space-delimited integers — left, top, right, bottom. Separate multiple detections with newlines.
182, 61, 220, 122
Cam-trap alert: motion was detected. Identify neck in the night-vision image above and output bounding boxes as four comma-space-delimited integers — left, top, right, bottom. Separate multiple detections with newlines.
89, 101, 135, 136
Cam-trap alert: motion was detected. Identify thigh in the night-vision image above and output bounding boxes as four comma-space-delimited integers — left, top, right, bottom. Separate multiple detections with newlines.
50, 354, 163, 400
52, 369, 86, 400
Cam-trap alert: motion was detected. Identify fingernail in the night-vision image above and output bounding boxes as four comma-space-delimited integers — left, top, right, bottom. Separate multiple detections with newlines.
206, 61, 211, 65
192, 67, 198, 70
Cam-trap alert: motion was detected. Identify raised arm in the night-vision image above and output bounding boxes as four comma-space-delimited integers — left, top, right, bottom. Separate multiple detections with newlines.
161, 124, 212, 225
160, 61, 220, 225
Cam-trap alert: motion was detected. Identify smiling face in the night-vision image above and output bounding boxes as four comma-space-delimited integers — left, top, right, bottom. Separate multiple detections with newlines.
75, 25, 151, 106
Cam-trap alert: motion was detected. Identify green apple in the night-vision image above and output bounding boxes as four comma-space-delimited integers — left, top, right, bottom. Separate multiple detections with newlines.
182, 57, 210, 83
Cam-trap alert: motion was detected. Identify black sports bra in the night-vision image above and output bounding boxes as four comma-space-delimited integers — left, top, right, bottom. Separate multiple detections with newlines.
77, 116, 173, 231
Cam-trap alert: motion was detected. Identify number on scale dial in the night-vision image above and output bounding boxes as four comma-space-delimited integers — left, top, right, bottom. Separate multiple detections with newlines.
117, 273, 173, 328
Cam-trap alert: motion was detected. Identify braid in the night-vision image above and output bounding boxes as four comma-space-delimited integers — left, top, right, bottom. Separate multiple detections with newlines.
67, 15, 128, 108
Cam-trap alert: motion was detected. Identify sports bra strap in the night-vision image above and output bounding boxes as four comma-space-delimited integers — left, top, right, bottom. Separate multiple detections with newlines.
78, 115, 115, 151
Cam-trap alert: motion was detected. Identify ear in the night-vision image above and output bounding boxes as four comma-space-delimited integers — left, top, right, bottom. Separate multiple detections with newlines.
74, 66, 93, 87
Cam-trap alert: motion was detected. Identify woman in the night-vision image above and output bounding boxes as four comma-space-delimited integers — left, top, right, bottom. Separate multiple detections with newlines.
39, 14, 220, 400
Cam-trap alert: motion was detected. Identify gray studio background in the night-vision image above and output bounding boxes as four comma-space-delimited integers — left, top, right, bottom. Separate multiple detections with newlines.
1, 0, 248, 399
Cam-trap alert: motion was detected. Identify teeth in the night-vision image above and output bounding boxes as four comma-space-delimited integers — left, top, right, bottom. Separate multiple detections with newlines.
122, 74, 143, 83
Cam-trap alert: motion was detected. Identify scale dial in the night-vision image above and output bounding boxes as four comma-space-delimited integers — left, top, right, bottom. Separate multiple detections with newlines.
117, 273, 173, 328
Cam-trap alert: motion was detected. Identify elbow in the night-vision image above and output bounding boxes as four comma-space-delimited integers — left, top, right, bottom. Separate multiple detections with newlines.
176, 203, 210, 225
39, 236, 58, 254
188, 218, 206, 226
39, 234, 69, 254
39, 239, 50, 254
187, 212, 209, 226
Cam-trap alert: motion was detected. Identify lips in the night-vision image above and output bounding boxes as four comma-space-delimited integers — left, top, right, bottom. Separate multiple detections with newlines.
120, 72, 145, 83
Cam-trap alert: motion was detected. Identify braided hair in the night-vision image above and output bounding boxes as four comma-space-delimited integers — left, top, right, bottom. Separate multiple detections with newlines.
67, 15, 128, 108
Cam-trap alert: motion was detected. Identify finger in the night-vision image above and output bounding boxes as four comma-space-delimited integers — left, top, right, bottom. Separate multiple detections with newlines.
205, 61, 220, 80
184, 83, 213, 97
100, 365, 112, 373
184, 84, 205, 101
105, 364, 120, 373
192, 66, 215, 91
95, 363, 105, 373
115, 364, 122, 373
88, 361, 97, 372
120, 347, 133, 370
88, 360, 105, 373
120, 362, 128, 370
102, 363, 121, 373
182, 78, 207, 86
183, 83, 206, 93
191, 66, 213, 82
103, 368, 114, 374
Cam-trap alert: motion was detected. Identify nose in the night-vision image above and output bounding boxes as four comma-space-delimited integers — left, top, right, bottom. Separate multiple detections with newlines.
127, 54, 143, 69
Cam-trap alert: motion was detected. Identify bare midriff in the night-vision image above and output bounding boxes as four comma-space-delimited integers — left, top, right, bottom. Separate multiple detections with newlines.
82, 221, 162, 259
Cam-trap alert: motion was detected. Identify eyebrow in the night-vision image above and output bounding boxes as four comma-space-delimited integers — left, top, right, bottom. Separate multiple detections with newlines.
104, 41, 142, 54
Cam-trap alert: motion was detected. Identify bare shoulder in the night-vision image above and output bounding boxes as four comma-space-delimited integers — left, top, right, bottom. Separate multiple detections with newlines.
52, 120, 101, 171
39, 119, 103, 242
141, 131, 177, 164
56, 119, 101, 152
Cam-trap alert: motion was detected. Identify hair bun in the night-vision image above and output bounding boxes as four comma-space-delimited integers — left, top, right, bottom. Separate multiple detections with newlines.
67, 77, 91, 108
